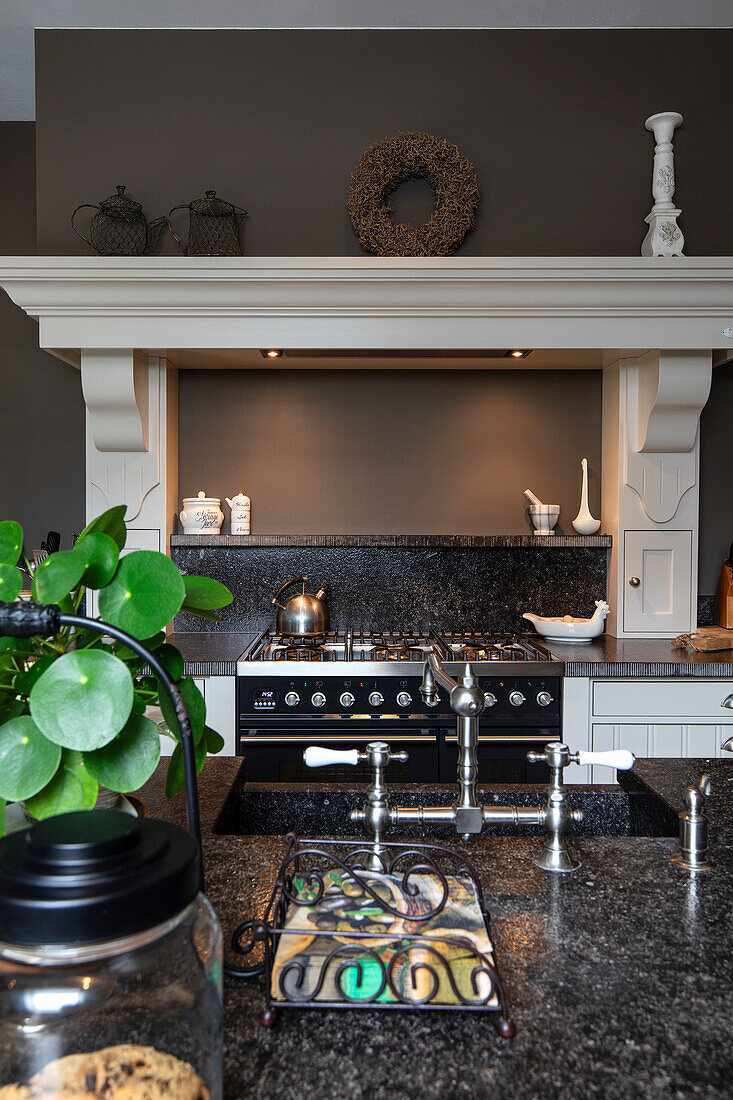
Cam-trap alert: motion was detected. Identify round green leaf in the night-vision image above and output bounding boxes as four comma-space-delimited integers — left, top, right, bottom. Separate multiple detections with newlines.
158, 675, 206, 745
0, 716, 62, 801
0, 521, 23, 566
155, 643, 185, 682
77, 505, 127, 552
98, 551, 185, 638
182, 575, 233, 611
24, 751, 98, 819
32, 549, 86, 604
0, 563, 22, 602
84, 713, 161, 793
74, 532, 119, 589
30, 650, 133, 751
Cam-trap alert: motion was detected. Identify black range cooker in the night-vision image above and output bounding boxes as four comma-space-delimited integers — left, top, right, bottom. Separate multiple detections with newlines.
236, 628, 562, 783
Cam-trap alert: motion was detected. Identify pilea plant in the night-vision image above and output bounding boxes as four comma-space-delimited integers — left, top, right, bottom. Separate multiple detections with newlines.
0, 506, 233, 829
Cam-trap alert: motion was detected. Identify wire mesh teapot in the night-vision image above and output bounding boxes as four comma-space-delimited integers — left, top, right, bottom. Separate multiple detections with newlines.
71, 185, 166, 255
168, 190, 247, 256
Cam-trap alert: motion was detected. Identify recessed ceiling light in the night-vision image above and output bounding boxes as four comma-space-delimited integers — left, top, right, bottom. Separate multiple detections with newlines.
504, 349, 532, 359
261, 349, 283, 359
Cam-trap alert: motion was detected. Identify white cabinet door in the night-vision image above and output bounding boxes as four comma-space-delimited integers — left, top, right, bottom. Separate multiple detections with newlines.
202, 676, 237, 756
623, 530, 692, 634
591, 721, 727, 783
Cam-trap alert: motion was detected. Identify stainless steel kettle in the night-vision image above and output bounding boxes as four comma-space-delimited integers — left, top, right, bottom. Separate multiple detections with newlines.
272, 577, 329, 637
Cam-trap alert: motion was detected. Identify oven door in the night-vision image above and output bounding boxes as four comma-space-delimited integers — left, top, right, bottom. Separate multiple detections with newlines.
237, 727, 440, 783
439, 731, 556, 783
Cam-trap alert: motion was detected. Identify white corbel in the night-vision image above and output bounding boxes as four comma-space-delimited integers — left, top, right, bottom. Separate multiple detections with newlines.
625, 350, 712, 523
634, 350, 712, 453
81, 349, 150, 452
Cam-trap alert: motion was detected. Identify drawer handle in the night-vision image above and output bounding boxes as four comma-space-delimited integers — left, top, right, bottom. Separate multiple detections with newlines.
628, 577, 641, 588
721, 694, 733, 710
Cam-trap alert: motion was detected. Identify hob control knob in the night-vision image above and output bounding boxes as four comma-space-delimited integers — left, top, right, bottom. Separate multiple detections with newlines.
368, 691, 385, 707
340, 691, 356, 708
483, 692, 498, 708
311, 691, 327, 708
396, 691, 412, 708
509, 691, 526, 707
537, 690, 554, 707
284, 691, 300, 707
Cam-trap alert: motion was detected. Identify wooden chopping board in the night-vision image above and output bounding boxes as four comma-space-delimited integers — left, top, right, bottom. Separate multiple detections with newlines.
674, 625, 733, 652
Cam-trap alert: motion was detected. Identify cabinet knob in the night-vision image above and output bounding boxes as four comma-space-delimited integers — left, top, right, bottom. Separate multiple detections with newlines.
628, 577, 641, 588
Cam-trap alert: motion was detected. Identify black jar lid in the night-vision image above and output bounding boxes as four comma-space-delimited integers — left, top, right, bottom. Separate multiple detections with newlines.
0, 810, 201, 947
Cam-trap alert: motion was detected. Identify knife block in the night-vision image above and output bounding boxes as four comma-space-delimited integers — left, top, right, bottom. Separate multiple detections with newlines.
713, 561, 733, 628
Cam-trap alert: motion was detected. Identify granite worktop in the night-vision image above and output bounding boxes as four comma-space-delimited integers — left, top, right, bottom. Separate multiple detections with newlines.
171, 630, 733, 678
140, 755, 733, 1099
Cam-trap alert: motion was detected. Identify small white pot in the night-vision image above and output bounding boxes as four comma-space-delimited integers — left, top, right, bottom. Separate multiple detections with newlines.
180, 491, 224, 534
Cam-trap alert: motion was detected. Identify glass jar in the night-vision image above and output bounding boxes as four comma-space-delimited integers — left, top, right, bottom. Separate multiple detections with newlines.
0, 810, 222, 1098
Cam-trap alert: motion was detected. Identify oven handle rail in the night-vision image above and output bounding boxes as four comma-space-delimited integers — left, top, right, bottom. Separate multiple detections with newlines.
305, 654, 635, 873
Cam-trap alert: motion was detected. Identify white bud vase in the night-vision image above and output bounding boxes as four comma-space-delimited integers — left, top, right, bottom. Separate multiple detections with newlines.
572, 458, 601, 535
641, 111, 684, 257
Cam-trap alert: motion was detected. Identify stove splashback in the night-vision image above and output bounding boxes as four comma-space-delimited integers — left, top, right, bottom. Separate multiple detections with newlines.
172, 541, 608, 634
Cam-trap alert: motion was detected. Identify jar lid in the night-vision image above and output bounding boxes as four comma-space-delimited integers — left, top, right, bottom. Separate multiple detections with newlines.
0, 811, 200, 946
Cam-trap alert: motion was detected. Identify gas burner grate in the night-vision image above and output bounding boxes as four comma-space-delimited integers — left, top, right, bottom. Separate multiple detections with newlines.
244, 627, 550, 663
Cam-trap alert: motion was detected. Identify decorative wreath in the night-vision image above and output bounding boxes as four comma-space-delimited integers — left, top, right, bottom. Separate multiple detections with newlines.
347, 131, 480, 257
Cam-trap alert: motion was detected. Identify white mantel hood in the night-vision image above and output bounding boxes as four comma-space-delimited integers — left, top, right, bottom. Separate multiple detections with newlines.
1, 254, 730, 641
1, 255, 733, 356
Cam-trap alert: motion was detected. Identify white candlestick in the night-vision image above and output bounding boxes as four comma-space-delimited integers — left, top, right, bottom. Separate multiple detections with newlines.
641, 111, 684, 257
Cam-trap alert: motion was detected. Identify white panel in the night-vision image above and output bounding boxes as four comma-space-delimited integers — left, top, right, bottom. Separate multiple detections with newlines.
203, 676, 237, 756
124, 529, 160, 552
623, 530, 692, 633
682, 724, 721, 759
648, 724, 683, 756
561, 677, 591, 784
593, 679, 733, 719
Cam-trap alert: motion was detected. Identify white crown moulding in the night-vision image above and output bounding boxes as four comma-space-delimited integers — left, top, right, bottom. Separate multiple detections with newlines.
0, 256, 733, 353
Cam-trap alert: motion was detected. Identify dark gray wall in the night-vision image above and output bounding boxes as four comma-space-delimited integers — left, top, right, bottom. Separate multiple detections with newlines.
699, 362, 733, 595
179, 369, 602, 533
35, 29, 733, 255
0, 123, 84, 551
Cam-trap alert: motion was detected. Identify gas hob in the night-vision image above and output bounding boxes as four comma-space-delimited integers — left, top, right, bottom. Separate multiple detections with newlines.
237, 628, 561, 721
239, 628, 556, 669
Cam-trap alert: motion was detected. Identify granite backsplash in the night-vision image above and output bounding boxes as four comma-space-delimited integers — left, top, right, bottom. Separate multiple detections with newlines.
171, 543, 609, 632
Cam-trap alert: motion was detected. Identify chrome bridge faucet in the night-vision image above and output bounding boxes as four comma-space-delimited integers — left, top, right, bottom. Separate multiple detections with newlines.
304, 653, 635, 872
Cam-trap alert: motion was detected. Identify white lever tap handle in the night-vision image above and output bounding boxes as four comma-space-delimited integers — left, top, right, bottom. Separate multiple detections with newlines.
303, 746, 360, 768
576, 749, 635, 771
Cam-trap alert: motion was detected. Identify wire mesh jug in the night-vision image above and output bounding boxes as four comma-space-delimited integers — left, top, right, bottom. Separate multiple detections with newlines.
72, 185, 166, 255
168, 190, 247, 256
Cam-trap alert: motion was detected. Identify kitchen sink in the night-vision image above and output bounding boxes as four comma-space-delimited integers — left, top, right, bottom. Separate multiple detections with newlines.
213, 768, 677, 838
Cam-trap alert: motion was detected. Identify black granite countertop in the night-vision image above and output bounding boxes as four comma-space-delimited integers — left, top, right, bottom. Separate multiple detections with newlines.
547, 634, 733, 677
172, 533, 612, 548
141, 755, 733, 1099
171, 631, 733, 678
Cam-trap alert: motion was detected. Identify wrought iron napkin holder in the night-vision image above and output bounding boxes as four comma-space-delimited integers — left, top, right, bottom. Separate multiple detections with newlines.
226, 832, 515, 1037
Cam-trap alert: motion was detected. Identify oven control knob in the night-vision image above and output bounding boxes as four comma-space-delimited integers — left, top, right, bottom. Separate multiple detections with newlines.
311, 691, 327, 708
396, 691, 412, 708
284, 691, 300, 707
340, 691, 356, 708
368, 691, 385, 707
483, 692, 498, 708
536, 690, 554, 707
509, 691, 526, 707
